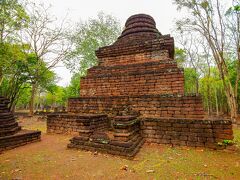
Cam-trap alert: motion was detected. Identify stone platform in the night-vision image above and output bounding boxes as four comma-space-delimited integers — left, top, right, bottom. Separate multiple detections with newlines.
0, 96, 41, 152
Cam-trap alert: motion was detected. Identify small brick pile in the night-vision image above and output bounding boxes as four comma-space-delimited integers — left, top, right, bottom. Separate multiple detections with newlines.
47, 14, 234, 158
0, 96, 41, 152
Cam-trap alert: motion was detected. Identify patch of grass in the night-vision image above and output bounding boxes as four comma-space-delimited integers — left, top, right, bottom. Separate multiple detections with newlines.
130, 144, 240, 179
234, 128, 240, 147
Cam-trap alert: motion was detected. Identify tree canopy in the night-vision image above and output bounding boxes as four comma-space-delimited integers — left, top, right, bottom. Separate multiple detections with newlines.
65, 12, 121, 75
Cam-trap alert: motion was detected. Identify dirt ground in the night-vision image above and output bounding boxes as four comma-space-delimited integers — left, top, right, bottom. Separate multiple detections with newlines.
0, 116, 240, 180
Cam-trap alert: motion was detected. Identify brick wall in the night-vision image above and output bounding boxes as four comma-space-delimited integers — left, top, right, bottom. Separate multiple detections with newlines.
80, 50, 184, 97
47, 114, 108, 135
98, 50, 170, 67
46, 113, 233, 150
96, 36, 174, 59
141, 118, 233, 148
0, 130, 41, 152
68, 94, 204, 119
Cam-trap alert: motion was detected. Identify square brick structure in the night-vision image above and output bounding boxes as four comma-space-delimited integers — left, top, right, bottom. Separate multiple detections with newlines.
47, 14, 233, 158
0, 96, 41, 152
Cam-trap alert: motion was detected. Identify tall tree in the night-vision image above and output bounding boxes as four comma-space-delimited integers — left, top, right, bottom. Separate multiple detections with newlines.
0, 44, 31, 109
20, 2, 70, 115
226, 1, 240, 112
174, 0, 239, 120
0, 0, 29, 89
65, 12, 121, 75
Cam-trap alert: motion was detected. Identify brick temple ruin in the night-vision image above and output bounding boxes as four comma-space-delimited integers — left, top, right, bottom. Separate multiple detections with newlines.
47, 14, 233, 158
0, 96, 41, 152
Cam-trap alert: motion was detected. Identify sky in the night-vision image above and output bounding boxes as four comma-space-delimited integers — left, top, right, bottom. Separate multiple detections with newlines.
38, 0, 183, 86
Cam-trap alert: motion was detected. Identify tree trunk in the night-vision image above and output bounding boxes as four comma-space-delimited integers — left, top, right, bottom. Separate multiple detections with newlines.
215, 87, 219, 116
207, 38, 238, 121
234, 12, 240, 117
207, 85, 211, 115
196, 77, 199, 95
235, 46, 240, 115
224, 81, 238, 121
0, 67, 3, 94
29, 83, 37, 116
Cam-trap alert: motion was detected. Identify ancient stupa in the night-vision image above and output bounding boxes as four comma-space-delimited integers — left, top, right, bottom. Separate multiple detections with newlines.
47, 14, 233, 158
0, 96, 41, 152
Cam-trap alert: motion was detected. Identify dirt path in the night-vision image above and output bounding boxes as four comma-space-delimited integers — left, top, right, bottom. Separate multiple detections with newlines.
0, 117, 240, 179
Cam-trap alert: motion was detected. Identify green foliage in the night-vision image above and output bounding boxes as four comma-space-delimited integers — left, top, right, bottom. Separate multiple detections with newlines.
234, 5, 240, 11
0, 0, 30, 107
0, 43, 29, 98
0, 43, 27, 77
175, 48, 186, 68
0, 0, 66, 110
199, 66, 230, 114
174, 0, 240, 118
25, 53, 57, 91
200, 1, 209, 9
228, 60, 240, 89
65, 12, 121, 75
16, 85, 31, 108
43, 86, 66, 106
64, 72, 81, 98
184, 68, 199, 93
217, 139, 234, 146
226, 2, 240, 15
0, 0, 29, 42
183, 59, 240, 114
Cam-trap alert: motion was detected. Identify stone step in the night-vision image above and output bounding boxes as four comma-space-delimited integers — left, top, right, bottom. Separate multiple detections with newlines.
0, 104, 8, 108
0, 121, 18, 128
0, 130, 41, 152
0, 126, 21, 137
0, 112, 14, 119
0, 122, 18, 132
0, 118, 16, 126
68, 135, 144, 159
0, 116, 15, 122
